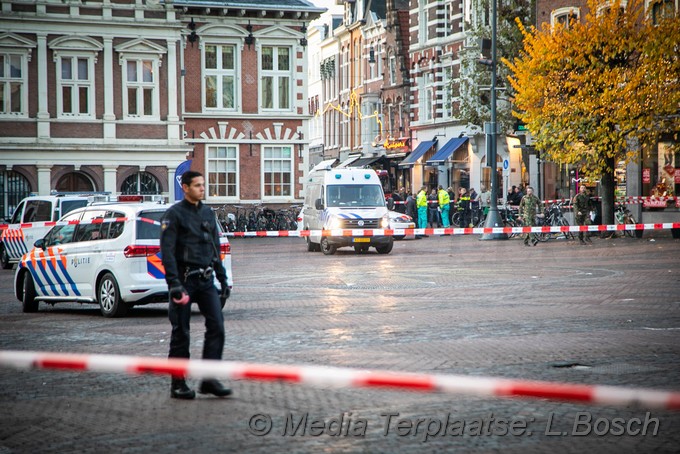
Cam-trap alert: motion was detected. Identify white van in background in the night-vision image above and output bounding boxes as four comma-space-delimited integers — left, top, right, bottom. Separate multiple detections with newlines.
302, 166, 394, 255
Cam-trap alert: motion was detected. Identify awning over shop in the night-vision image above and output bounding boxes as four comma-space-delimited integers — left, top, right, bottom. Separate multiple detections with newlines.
351, 156, 383, 167
398, 140, 436, 168
336, 156, 360, 168
310, 158, 338, 172
425, 137, 469, 165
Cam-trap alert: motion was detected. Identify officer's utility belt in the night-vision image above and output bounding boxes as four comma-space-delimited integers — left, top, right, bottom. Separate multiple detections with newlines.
182, 266, 214, 281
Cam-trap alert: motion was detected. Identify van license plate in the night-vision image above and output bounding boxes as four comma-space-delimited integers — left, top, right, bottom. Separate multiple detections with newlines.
353, 238, 370, 243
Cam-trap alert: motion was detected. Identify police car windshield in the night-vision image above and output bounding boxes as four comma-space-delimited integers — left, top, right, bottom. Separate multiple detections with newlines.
326, 184, 385, 208
136, 210, 165, 240
61, 200, 88, 217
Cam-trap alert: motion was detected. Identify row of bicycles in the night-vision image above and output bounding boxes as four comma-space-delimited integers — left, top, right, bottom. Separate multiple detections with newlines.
213, 201, 638, 237
496, 201, 638, 241
212, 204, 301, 232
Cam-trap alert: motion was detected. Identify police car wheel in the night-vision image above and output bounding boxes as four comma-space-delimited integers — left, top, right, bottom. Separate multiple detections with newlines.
375, 242, 393, 254
320, 238, 337, 255
98, 273, 128, 318
0, 246, 11, 270
22, 272, 39, 313
306, 235, 320, 252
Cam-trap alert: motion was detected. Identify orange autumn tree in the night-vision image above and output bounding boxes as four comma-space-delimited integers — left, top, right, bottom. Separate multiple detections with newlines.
505, 0, 680, 225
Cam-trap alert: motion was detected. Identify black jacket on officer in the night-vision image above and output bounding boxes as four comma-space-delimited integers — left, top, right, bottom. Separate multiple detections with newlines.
160, 199, 227, 287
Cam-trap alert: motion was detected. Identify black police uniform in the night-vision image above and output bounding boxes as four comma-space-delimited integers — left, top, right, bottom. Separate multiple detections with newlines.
160, 199, 229, 363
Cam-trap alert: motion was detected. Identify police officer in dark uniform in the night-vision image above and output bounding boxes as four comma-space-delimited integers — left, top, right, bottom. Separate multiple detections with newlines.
160, 170, 231, 399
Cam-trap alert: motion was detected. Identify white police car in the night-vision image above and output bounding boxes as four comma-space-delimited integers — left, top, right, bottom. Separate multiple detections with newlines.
388, 210, 416, 240
1, 194, 94, 269
14, 201, 233, 317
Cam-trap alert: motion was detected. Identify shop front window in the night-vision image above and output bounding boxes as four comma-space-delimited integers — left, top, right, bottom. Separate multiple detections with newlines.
640, 142, 678, 208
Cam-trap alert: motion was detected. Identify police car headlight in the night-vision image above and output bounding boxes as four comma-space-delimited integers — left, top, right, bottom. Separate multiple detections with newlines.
327, 216, 342, 230
381, 215, 390, 228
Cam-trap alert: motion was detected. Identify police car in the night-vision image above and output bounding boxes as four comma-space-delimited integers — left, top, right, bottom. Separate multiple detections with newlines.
13, 201, 233, 317
1, 194, 95, 269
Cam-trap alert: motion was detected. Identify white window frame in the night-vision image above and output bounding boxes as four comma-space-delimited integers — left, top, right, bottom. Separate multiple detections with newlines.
389, 54, 397, 86
419, 0, 428, 45
420, 72, 434, 122
367, 43, 377, 81
56, 52, 96, 119
122, 57, 160, 119
202, 42, 239, 112
0, 51, 29, 117
259, 44, 293, 112
376, 43, 383, 80
442, 67, 453, 119
206, 145, 239, 201
647, 0, 677, 23
262, 145, 294, 199
550, 7, 581, 27
596, 0, 628, 16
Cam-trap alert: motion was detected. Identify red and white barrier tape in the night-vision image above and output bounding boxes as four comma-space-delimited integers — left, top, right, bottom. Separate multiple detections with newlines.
0, 217, 163, 233
226, 223, 680, 237
1, 217, 678, 239
542, 196, 678, 205
0, 350, 678, 410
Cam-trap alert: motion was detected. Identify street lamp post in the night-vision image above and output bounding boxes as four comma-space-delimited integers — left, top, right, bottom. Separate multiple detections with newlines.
481, 0, 508, 240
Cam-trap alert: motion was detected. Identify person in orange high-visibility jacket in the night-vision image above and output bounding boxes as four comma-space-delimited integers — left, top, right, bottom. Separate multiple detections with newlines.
416, 186, 428, 229
437, 185, 451, 228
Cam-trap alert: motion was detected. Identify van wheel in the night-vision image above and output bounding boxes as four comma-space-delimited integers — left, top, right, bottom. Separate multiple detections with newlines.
1, 246, 12, 270
306, 235, 320, 252
22, 272, 39, 313
320, 238, 337, 255
375, 241, 393, 254
98, 273, 128, 318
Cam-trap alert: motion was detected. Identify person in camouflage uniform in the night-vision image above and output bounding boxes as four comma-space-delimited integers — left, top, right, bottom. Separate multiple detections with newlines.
573, 185, 592, 245
518, 186, 543, 246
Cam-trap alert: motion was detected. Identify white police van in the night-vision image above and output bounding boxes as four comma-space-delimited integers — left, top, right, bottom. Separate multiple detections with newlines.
303, 165, 393, 255
14, 201, 233, 317
1, 194, 97, 269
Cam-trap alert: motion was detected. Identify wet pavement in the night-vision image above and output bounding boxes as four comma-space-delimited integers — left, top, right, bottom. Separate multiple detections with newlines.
0, 231, 679, 453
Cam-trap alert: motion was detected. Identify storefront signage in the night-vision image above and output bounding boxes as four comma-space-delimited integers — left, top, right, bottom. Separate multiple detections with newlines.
642, 168, 651, 184
384, 138, 410, 151
643, 198, 669, 208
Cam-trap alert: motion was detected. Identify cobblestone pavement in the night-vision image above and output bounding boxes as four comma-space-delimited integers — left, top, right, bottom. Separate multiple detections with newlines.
0, 231, 679, 453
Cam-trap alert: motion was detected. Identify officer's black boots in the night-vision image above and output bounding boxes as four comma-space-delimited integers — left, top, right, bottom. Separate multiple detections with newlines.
199, 379, 232, 397
171, 378, 196, 400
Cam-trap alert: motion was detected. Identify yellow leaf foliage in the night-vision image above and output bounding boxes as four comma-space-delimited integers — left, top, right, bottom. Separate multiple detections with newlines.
504, 0, 680, 179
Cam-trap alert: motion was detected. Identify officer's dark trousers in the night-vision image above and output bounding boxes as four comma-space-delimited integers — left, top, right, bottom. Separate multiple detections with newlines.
168, 276, 225, 361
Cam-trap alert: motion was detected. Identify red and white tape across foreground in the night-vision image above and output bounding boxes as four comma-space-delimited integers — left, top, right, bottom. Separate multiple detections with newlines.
1, 350, 679, 410
227, 223, 680, 237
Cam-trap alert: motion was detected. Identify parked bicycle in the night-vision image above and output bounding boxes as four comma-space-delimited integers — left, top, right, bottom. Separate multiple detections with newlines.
536, 201, 574, 242
498, 204, 520, 238
615, 204, 637, 238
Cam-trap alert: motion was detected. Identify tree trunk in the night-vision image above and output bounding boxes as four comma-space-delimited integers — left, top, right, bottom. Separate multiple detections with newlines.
600, 157, 616, 228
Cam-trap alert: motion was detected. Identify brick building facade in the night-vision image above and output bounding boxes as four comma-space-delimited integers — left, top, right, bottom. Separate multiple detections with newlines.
0, 0, 323, 219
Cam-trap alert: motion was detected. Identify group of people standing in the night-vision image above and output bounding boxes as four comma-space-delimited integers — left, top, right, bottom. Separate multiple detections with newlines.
392, 185, 492, 230
393, 182, 594, 247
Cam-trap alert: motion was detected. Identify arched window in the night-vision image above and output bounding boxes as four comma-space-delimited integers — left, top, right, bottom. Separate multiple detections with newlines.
0, 170, 31, 220
121, 171, 161, 195
56, 172, 94, 193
